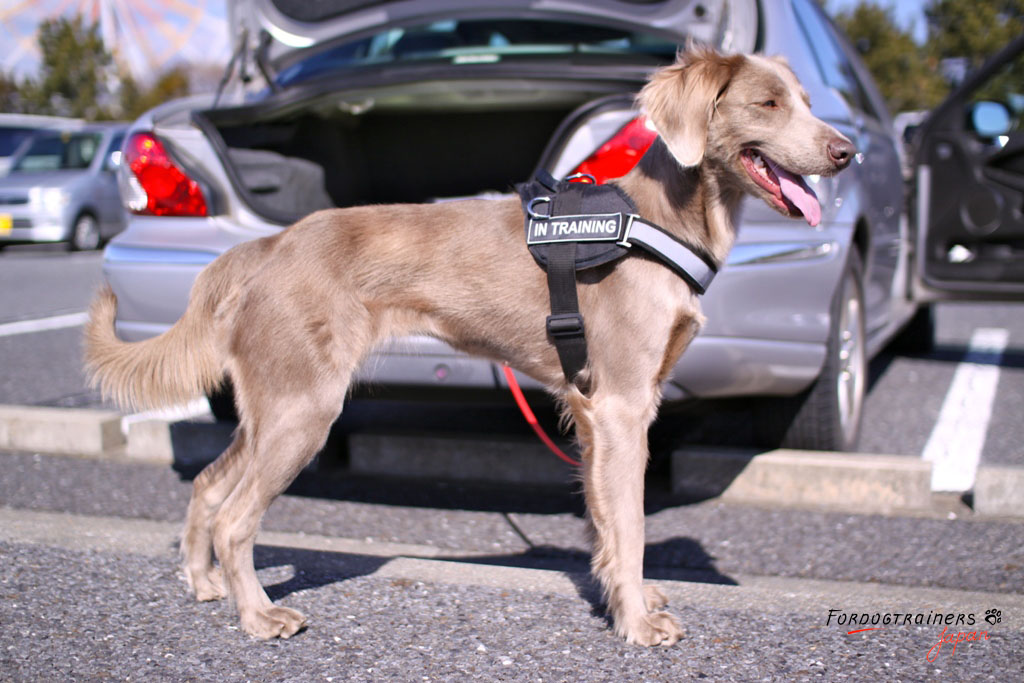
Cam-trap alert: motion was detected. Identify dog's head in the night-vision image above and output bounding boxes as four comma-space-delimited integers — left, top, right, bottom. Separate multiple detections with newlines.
639, 48, 856, 227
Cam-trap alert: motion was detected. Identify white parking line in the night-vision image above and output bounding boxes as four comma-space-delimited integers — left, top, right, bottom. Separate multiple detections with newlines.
0, 311, 89, 338
922, 327, 1008, 492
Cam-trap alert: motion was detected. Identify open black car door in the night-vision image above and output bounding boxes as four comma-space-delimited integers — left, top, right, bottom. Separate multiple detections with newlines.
913, 34, 1024, 300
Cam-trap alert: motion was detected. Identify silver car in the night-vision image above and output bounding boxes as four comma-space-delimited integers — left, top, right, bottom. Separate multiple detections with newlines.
101, 0, 1021, 451
0, 113, 86, 176
0, 123, 127, 251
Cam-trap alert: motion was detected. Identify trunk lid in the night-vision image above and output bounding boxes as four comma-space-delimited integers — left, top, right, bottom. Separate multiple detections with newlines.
202, 1, 759, 223
228, 0, 758, 85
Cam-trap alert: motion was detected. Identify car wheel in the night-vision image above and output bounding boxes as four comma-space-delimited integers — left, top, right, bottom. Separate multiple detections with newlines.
755, 250, 867, 452
69, 213, 100, 251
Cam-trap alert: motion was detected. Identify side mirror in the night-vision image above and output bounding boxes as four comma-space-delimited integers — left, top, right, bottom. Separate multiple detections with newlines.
969, 100, 1012, 138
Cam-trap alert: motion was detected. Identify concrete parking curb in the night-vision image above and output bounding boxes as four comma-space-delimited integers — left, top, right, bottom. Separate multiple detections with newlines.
1, 406, 1022, 517
0, 404, 125, 456
124, 418, 175, 463
973, 466, 1024, 517
672, 448, 935, 514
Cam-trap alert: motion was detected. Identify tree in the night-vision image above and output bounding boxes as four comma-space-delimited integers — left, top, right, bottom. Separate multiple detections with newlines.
7, 14, 196, 121
19, 15, 114, 119
118, 66, 191, 121
832, 2, 948, 112
925, 0, 1024, 108
0, 71, 23, 113
925, 0, 1024, 72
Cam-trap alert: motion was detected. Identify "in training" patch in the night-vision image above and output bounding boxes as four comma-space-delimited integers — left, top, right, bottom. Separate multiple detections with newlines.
526, 213, 625, 245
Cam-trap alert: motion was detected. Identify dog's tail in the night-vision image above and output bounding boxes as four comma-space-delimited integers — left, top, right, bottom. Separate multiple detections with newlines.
84, 255, 238, 412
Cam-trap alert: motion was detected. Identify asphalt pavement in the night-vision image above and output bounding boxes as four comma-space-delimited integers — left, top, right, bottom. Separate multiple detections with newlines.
0, 248, 108, 409
2, 451, 1023, 681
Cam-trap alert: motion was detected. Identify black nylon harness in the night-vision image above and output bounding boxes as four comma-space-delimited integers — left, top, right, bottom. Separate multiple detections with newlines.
517, 171, 719, 387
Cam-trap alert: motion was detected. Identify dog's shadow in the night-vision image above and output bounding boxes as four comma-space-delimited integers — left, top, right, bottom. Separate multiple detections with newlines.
254, 536, 736, 619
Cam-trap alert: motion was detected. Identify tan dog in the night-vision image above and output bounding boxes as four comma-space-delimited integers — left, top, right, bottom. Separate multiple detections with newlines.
85, 48, 854, 646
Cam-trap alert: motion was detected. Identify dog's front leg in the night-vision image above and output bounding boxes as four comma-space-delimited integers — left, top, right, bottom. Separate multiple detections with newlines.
569, 388, 683, 646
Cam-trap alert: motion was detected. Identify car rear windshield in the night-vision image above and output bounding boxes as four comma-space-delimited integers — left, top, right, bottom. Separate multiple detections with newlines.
276, 18, 680, 86
11, 132, 102, 172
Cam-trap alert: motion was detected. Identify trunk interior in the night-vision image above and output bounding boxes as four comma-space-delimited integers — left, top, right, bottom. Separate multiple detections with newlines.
197, 81, 633, 224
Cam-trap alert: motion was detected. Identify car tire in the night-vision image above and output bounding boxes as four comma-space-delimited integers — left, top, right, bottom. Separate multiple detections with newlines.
69, 213, 100, 251
754, 249, 867, 452
889, 304, 934, 355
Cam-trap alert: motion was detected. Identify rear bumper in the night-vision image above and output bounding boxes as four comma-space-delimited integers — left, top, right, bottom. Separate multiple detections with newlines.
356, 334, 825, 401
0, 208, 69, 242
105, 243, 216, 332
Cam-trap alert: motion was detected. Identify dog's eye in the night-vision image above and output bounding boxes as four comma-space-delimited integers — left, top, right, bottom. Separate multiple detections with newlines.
761, 100, 778, 109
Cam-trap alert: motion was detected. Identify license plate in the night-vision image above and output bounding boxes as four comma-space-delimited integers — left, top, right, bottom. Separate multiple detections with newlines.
0, 213, 11, 235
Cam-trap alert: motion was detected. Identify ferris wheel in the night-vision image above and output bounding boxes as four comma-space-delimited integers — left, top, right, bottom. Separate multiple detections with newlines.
0, 0, 229, 82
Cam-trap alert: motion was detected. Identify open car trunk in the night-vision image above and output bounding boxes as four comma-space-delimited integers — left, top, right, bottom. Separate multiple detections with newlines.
194, 79, 637, 225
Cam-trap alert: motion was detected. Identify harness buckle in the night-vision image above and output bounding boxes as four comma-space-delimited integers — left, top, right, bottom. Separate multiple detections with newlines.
617, 214, 638, 248
546, 313, 585, 339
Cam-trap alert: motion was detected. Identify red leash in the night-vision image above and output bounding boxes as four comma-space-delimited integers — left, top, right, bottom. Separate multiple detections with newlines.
502, 364, 582, 467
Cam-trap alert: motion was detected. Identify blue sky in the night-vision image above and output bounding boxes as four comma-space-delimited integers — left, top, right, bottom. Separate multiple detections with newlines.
0, 0, 230, 82
828, 0, 931, 43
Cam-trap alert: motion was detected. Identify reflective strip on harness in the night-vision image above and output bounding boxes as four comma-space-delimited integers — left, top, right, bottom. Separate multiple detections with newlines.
622, 217, 717, 295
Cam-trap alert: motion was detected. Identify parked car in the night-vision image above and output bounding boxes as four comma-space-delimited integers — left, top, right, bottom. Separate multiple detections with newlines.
100, 0, 1021, 452
0, 113, 83, 176
0, 123, 128, 250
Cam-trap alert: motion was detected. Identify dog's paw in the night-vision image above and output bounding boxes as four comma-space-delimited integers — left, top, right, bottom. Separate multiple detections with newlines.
241, 605, 308, 640
189, 566, 227, 602
618, 610, 683, 647
643, 585, 669, 612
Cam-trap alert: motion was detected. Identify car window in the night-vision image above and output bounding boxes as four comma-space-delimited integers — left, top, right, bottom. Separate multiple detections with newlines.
277, 18, 680, 86
0, 127, 37, 156
11, 132, 103, 172
103, 133, 125, 171
107, 133, 125, 153
791, 0, 877, 118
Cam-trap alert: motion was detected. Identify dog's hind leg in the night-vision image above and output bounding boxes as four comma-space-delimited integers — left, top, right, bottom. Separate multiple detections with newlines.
570, 385, 683, 647
181, 424, 250, 601
211, 377, 349, 639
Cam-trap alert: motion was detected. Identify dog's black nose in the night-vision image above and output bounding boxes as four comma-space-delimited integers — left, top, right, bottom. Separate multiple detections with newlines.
828, 138, 856, 169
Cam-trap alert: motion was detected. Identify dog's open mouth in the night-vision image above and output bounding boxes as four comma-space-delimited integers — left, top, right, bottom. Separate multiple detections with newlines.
740, 149, 822, 227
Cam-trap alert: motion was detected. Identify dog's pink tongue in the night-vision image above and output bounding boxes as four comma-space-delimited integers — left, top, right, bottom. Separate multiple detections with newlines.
767, 159, 821, 227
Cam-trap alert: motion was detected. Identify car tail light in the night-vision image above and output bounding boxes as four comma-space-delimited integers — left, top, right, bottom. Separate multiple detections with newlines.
120, 132, 208, 217
571, 116, 658, 184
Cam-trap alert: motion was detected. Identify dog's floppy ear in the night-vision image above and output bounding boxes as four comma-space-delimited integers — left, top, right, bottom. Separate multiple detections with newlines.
639, 48, 743, 167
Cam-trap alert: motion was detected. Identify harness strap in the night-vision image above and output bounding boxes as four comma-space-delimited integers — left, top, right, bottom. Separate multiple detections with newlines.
623, 217, 717, 294
524, 172, 719, 388
546, 183, 589, 386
